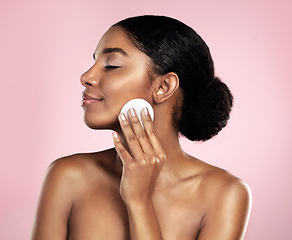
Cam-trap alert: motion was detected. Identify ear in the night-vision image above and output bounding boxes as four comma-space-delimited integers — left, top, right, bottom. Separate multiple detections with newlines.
152, 72, 180, 104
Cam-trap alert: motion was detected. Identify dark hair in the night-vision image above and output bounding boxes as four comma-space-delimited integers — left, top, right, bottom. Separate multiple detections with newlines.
113, 15, 233, 141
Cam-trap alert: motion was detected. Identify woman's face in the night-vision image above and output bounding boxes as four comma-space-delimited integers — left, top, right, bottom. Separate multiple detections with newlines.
81, 26, 154, 130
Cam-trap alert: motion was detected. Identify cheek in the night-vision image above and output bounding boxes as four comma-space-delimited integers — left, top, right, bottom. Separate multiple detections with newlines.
104, 67, 151, 97
83, 69, 152, 130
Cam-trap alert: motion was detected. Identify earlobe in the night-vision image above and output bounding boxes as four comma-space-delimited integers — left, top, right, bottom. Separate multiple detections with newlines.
153, 72, 179, 104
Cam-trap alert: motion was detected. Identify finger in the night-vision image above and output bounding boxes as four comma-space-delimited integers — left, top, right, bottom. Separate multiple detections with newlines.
112, 131, 132, 165
150, 156, 160, 165
118, 113, 145, 162
127, 108, 153, 155
141, 108, 166, 163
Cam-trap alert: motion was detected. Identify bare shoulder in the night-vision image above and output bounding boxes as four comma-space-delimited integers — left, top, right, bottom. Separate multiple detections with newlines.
189, 157, 252, 239
31, 149, 118, 239
37, 148, 118, 205
201, 161, 251, 203
47, 148, 117, 189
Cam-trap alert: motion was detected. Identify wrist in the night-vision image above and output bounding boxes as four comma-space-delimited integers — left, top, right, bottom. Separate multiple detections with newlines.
125, 198, 154, 212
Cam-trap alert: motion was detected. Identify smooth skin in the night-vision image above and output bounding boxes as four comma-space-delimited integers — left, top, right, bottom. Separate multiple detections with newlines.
31, 27, 252, 240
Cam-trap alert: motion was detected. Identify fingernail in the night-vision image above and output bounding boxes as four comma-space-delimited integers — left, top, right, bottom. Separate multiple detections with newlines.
119, 113, 127, 121
142, 107, 149, 116
112, 131, 118, 139
129, 108, 136, 117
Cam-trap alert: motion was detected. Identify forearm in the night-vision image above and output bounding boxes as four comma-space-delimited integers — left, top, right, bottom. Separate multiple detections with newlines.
126, 200, 163, 240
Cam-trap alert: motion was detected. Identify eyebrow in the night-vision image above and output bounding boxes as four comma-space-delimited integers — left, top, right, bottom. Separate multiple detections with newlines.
93, 48, 130, 60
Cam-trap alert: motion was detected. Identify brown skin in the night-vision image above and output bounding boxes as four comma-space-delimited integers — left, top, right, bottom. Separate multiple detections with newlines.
31, 27, 252, 240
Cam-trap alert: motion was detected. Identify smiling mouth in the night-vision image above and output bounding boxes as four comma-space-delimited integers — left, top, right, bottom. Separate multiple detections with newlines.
81, 93, 103, 106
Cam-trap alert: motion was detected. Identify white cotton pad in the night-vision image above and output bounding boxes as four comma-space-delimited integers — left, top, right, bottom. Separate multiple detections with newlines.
120, 98, 154, 128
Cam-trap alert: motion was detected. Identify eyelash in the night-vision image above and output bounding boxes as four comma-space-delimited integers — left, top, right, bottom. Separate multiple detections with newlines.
104, 65, 120, 70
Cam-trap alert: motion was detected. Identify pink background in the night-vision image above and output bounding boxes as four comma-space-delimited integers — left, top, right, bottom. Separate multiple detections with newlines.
1, 0, 291, 239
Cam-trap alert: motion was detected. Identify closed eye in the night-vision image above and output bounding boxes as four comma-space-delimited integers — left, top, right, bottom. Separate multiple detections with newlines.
104, 65, 121, 70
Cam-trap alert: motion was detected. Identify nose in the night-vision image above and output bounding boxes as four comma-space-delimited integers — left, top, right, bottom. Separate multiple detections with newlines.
80, 67, 99, 87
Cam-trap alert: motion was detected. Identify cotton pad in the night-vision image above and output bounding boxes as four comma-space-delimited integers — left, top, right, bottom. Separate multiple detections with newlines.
120, 98, 154, 128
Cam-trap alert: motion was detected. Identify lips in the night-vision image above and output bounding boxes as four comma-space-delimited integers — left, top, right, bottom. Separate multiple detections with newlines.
82, 93, 102, 100
81, 93, 103, 106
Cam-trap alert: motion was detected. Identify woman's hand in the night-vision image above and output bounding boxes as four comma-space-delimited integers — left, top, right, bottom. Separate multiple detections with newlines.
112, 107, 166, 206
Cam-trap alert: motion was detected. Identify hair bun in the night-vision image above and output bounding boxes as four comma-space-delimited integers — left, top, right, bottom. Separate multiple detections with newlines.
179, 77, 234, 141
113, 16, 233, 141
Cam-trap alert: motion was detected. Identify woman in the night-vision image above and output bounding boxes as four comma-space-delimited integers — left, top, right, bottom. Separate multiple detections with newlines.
31, 15, 251, 240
